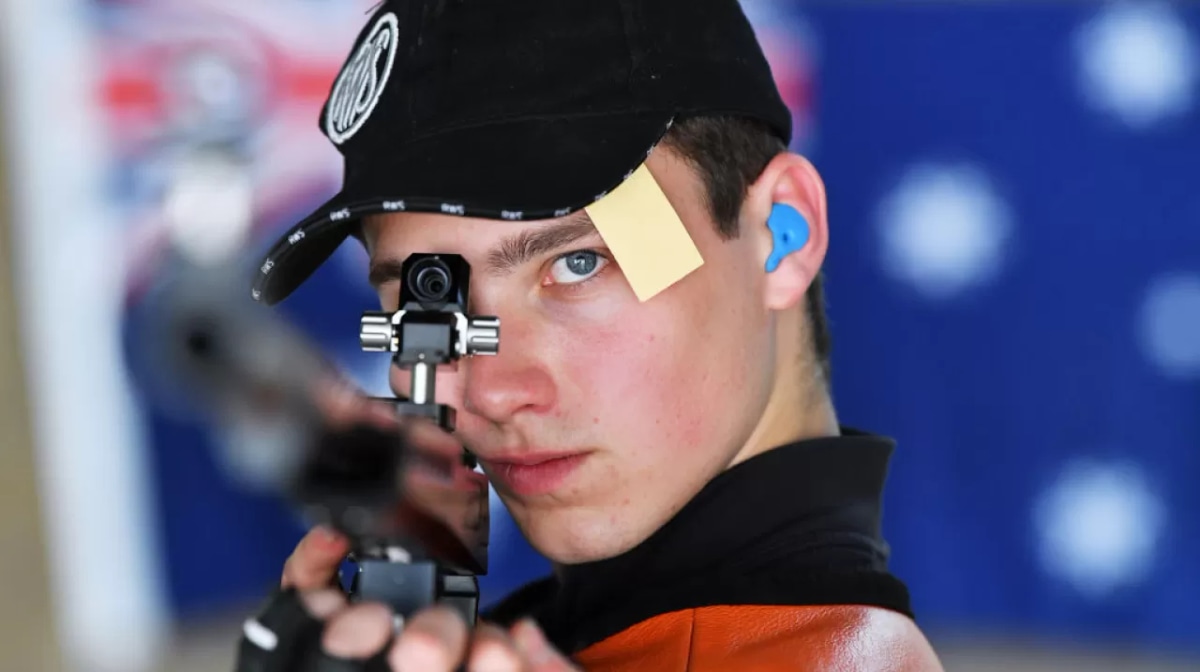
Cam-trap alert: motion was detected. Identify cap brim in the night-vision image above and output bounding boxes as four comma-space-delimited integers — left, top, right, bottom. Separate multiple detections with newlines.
252, 111, 674, 305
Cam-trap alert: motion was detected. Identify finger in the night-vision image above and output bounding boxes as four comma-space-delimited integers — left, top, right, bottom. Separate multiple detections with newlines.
510, 620, 576, 671
312, 378, 364, 426
322, 602, 395, 660
281, 526, 351, 590
298, 588, 347, 620
467, 623, 524, 672
313, 378, 401, 431
404, 417, 466, 459
387, 605, 469, 671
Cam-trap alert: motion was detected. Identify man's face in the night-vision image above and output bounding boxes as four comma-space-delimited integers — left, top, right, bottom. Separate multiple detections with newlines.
362, 147, 779, 564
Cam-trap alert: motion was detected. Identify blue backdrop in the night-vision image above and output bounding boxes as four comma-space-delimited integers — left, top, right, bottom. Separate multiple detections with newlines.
125, 0, 1200, 656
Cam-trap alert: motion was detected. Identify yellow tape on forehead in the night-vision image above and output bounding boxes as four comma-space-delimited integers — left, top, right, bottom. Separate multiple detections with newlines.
583, 163, 704, 302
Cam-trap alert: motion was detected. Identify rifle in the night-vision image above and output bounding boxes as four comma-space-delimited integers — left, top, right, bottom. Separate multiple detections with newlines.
146, 251, 498, 628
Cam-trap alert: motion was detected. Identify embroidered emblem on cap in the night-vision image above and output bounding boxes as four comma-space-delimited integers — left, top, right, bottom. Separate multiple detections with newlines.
325, 12, 400, 145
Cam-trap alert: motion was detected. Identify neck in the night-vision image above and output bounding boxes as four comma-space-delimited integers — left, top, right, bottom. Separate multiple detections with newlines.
729, 310, 838, 469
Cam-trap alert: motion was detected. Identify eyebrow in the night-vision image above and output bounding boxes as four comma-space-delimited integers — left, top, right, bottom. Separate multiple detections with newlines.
367, 211, 600, 288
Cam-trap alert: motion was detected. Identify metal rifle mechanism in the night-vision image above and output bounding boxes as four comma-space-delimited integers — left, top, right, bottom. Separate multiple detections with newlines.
154, 252, 498, 632
346, 253, 500, 626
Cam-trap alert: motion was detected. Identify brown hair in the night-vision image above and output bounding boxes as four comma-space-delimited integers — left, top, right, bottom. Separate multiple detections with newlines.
661, 116, 832, 385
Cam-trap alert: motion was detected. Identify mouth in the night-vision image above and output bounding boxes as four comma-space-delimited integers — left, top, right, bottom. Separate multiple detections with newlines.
479, 450, 590, 497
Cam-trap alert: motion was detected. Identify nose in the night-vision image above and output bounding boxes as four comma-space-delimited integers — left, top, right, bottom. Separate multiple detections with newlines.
461, 328, 556, 424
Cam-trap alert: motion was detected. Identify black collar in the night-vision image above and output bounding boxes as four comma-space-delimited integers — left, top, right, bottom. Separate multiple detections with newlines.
483, 427, 912, 654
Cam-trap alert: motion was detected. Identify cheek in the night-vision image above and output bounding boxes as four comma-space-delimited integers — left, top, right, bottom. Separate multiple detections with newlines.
551, 301, 752, 451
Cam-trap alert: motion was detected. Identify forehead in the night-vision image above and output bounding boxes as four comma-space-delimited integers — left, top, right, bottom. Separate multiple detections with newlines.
361, 145, 709, 256
359, 148, 723, 301
362, 209, 595, 259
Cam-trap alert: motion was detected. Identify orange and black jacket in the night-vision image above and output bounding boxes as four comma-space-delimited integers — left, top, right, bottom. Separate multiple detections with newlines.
484, 428, 945, 671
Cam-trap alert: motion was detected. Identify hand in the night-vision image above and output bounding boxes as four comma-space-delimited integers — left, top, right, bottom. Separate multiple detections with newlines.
267, 526, 580, 671
300, 590, 578, 671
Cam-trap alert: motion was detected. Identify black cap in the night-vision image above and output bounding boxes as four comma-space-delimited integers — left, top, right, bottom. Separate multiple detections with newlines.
252, 0, 792, 305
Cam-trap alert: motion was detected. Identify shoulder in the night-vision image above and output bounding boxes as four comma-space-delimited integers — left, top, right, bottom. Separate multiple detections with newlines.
694, 604, 945, 672
574, 604, 944, 672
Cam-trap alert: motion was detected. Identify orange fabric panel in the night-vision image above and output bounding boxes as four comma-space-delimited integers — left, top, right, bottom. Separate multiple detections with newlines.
573, 612, 692, 672
574, 605, 944, 672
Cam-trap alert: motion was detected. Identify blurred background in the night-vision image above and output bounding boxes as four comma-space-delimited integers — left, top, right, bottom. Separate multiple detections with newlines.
1, 0, 1198, 670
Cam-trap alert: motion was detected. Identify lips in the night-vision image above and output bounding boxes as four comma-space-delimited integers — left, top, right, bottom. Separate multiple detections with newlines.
479, 451, 589, 497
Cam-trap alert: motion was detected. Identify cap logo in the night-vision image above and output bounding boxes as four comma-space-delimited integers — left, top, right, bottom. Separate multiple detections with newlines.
325, 12, 399, 145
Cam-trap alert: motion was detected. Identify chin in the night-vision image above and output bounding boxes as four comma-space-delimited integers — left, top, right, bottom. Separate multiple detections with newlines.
512, 506, 650, 565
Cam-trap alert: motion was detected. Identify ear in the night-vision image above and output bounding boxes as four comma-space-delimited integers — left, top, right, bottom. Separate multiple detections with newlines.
742, 153, 829, 311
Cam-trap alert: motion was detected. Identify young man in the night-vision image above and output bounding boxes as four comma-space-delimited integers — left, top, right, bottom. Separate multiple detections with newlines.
236, 0, 944, 669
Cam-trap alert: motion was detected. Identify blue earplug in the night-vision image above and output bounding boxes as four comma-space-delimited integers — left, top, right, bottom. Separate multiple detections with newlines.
765, 203, 810, 272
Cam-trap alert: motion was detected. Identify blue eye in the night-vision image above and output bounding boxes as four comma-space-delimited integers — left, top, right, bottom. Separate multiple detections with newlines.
549, 250, 608, 285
